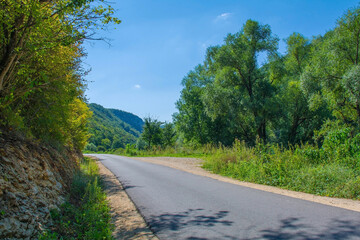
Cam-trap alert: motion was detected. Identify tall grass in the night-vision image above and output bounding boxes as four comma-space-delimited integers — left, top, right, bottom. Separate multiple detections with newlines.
203, 138, 360, 199
39, 157, 113, 239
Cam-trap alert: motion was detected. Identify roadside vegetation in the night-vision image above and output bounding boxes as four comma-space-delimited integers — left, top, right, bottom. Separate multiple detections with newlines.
87, 5, 360, 200
39, 157, 113, 239
1, 1, 119, 238
0, 0, 120, 150
203, 130, 360, 200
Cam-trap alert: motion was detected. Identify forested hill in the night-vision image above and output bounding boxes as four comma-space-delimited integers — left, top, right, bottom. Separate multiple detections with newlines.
108, 107, 144, 133
86, 103, 144, 151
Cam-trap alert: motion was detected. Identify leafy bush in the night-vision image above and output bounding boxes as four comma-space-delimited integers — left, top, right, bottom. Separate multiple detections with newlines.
125, 144, 137, 156
97, 146, 106, 152
84, 143, 97, 152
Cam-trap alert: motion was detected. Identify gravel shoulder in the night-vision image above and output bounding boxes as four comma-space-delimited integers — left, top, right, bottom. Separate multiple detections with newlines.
131, 156, 360, 213
96, 160, 158, 240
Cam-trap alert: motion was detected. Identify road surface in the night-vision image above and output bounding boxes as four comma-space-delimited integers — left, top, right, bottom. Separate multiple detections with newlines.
92, 154, 360, 240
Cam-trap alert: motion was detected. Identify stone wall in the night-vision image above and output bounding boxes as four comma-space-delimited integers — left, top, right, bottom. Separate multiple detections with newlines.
0, 131, 81, 239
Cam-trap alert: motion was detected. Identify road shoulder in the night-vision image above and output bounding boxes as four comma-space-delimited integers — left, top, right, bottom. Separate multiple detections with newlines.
96, 159, 158, 240
131, 156, 360, 213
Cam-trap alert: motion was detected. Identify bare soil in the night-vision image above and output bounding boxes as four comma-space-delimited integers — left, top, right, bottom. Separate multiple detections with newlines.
131, 156, 360, 213
96, 161, 158, 240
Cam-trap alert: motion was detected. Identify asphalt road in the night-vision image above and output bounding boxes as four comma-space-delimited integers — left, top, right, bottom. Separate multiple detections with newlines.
92, 154, 360, 240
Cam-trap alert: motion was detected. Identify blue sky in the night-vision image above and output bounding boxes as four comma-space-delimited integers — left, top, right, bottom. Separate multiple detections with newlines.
84, 0, 359, 122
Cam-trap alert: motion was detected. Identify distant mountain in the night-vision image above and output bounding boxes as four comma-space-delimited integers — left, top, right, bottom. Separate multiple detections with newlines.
108, 108, 144, 133
86, 103, 144, 151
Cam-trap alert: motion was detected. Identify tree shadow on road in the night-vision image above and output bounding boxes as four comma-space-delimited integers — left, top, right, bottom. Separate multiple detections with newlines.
147, 208, 234, 239
148, 208, 232, 232
148, 210, 360, 240
257, 217, 360, 240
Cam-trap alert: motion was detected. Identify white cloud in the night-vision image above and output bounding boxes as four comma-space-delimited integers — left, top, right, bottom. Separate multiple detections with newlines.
134, 84, 141, 89
215, 12, 232, 22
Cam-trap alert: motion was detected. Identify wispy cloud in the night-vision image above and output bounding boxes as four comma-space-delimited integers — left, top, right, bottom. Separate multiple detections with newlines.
134, 84, 141, 89
215, 12, 232, 22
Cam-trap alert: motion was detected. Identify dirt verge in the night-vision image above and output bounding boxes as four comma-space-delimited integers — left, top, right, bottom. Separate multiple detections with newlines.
131, 156, 360, 213
96, 160, 158, 240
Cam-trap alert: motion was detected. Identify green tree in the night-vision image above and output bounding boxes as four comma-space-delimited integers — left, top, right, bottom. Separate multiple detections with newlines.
161, 122, 176, 148
202, 20, 279, 143
112, 138, 125, 149
301, 6, 360, 126
0, 0, 120, 150
272, 33, 330, 145
141, 117, 162, 149
174, 64, 232, 146
136, 138, 146, 150
84, 143, 97, 152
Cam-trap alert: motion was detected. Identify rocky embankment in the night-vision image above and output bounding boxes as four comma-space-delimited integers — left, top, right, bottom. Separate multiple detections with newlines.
0, 131, 81, 239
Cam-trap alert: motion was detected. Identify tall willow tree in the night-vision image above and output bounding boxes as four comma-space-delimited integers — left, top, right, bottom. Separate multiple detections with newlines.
302, 6, 360, 127
174, 65, 233, 146
273, 33, 331, 145
202, 20, 279, 143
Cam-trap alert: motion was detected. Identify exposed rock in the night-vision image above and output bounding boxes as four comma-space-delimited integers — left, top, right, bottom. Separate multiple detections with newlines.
0, 130, 81, 239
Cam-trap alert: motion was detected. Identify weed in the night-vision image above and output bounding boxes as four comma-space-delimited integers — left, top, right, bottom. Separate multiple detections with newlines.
39, 157, 113, 239
204, 139, 360, 199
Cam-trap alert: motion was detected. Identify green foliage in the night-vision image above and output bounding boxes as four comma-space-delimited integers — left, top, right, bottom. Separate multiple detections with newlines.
136, 138, 147, 150
109, 108, 144, 133
202, 20, 279, 143
101, 138, 111, 150
141, 117, 163, 149
161, 122, 176, 148
0, 0, 120, 150
39, 157, 113, 239
96, 146, 106, 152
301, 5, 360, 125
203, 134, 360, 199
84, 143, 97, 152
289, 164, 355, 197
342, 65, 360, 112
174, 19, 330, 147
174, 64, 232, 145
174, 6, 360, 148
87, 103, 144, 151
125, 144, 137, 156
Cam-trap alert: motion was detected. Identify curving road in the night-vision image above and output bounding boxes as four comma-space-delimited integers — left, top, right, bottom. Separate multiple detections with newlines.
91, 154, 360, 240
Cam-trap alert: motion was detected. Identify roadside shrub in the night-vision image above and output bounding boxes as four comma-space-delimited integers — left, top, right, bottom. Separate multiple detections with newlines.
97, 146, 106, 152
136, 138, 147, 150
84, 143, 97, 152
125, 144, 137, 156
295, 144, 323, 165
339, 177, 360, 199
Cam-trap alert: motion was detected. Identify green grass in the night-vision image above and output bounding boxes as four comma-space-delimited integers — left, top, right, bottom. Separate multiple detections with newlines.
39, 157, 113, 239
203, 140, 360, 199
